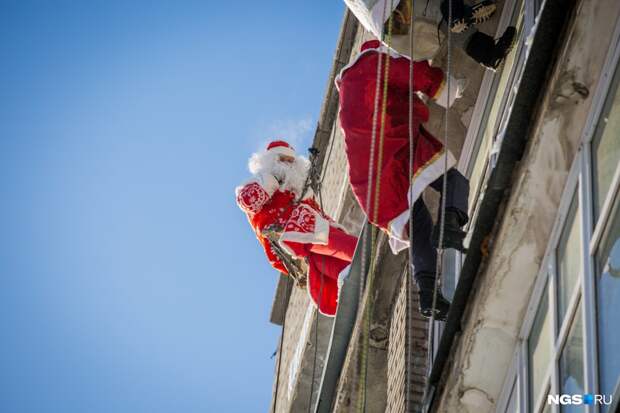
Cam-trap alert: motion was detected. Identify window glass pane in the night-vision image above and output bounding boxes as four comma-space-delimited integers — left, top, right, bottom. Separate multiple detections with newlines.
468, 2, 525, 211
505, 378, 519, 413
559, 303, 584, 413
528, 282, 551, 411
592, 68, 620, 219
596, 197, 620, 411
441, 249, 457, 300
557, 196, 582, 325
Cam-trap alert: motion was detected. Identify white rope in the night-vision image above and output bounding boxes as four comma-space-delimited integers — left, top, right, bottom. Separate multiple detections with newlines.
358, 1, 392, 412
424, 0, 453, 404
406, 0, 416, 411
359, 0, 390, 306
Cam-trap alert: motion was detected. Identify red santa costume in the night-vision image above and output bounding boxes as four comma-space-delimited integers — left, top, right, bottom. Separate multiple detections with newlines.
336, 40, 457, 253
236, 141, 358, 316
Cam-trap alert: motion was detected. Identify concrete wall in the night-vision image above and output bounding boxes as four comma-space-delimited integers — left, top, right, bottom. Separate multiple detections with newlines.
271, 0, 509, 409
434, 1, 620, 412
387, 275, 429, 413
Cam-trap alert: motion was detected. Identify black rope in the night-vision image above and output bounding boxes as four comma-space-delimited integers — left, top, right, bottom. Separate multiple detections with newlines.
272, 277, 292, 413
308, 149, 326, 413
308, 271, 324, 413
406, 0, 418, 410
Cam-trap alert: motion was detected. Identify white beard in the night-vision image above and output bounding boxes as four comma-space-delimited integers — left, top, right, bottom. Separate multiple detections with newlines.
248, 150, 310, 197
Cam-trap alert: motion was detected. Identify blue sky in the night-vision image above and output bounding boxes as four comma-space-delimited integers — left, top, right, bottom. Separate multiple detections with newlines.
0, 1, 344, 411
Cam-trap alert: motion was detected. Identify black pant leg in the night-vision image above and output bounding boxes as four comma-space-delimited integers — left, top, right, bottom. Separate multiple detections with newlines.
411, 199, 438, 278
429, 168, 470, 222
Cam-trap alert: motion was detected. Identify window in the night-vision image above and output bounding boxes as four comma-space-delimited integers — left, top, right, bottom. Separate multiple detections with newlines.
504, 379, 519, 413
592, 69, 620, 219
556, 198, 582, 325
590, 35, 620, 413
496, 20, 620, 413
559, 302, 585, 412
467, 0, 527, 212
596, 197, 620, 406
528, 282, 552, 411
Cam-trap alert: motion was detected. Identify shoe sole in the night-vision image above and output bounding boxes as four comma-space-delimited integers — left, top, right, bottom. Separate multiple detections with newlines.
450, 18, 470, 34
471, 3, 497, 25
450, 3, 496, 33
420, 308, 448, 321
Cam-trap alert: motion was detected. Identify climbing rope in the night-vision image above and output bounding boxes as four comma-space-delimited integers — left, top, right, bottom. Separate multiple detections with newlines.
272, 276, 293, 413
406, 0, 416, 410
308, 269, 324, 413
269, 146, 327, 413
423, 0, 453, 406
308, 175, 327, 413
358, 1, 394, 411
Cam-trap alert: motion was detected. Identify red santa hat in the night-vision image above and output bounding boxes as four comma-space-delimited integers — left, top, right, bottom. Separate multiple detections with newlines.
266, 140, 296, 158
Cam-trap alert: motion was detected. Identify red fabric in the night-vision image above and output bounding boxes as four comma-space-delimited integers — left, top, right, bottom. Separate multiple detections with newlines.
306, 227, 358, 316
237, 185, 323, 274
267, 140, 294, 151
336, 41, 446, 230
237, 182, 358, 316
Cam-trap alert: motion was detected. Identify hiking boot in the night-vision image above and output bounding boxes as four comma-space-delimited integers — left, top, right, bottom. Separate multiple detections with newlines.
432, 208, 468, 253
441, 0, 497, 33
470, 0, 497, 26
416, 272, 451, 321
465, 26, 517, 70
441, 0, 470, 33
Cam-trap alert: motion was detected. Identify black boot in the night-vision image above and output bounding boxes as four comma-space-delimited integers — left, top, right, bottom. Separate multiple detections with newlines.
416, 272, 451, 321
440, 0, 496, 33
440, 0, 469, 33
470, 0, 497, 26
465, 26, 517, 70
432, 208, 468, 253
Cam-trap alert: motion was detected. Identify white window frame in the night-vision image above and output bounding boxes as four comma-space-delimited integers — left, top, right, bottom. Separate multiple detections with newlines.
496, 15, 620, 413
433, 0, 540, 372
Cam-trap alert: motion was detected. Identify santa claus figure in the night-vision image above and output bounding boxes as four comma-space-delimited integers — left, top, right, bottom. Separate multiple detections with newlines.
336, 40, 470, 320
236, 140, 358, 316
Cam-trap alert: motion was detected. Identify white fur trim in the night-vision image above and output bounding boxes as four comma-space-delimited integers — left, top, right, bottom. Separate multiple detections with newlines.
268, 146, 296, 157
255, 172, 279, 196
337, 264, 351, 291
388, 150, 457, 254
278, 213, 330, 257
248, 150, 309, 197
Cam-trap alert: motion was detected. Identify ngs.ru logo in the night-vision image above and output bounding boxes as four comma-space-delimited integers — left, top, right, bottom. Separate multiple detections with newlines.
547, 394, 612, 406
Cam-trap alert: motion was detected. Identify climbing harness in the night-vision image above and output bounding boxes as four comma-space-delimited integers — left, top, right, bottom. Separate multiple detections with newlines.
263, 228, 307, 287
262, 147, 324, 290
297, 147, 323, 204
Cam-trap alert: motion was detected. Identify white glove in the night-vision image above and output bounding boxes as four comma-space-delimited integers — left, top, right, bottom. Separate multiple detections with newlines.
255, 172, 280, 195
433, 76, 467, 108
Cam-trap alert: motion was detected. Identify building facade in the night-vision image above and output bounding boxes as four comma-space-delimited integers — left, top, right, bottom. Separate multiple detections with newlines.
269, 1, 620, 412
